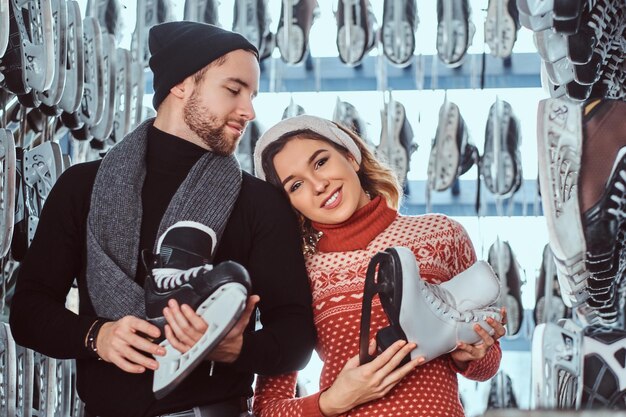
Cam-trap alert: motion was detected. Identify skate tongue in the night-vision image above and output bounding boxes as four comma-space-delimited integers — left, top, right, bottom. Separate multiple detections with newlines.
156, 221, 216, 270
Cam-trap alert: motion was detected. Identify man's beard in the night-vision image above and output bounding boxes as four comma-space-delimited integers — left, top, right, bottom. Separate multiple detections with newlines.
183, 91, 242, 156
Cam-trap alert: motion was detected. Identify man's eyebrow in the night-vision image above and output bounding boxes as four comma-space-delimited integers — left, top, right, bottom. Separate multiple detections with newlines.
226, 77, 258, 98
281, 149, 328, 187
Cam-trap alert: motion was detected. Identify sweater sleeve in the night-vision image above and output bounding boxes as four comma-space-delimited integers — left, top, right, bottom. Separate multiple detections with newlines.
253, 372, 325, 417
446, 216, 502, 381
229, 178, 316, 375
9, 162, 103, 359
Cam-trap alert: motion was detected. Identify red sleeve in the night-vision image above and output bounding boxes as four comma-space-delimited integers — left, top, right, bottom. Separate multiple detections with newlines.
449, 341, 502, 381
253, 372, 326, 417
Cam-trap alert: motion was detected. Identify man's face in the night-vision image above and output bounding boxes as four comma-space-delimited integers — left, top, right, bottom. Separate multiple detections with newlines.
183, 49, 260, 156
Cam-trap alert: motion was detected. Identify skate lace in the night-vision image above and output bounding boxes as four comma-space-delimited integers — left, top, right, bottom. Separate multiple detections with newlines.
423, 281, 478, 322
153, 264, 213, 290
607, 170, 626, 219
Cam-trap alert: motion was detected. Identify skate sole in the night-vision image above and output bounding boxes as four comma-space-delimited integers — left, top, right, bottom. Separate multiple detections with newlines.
0, 129, 16, 259
537, 98, 589, 306
484, 0, 517, 58
533, 29, 567, 63
428, 99, 461, 192
153, 283, 248, 399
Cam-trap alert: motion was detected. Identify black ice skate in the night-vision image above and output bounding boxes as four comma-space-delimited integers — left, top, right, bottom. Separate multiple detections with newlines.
427, 96, 478, 193
487, 370, 518, 409
488, 239, 524, 336
336, 0, 376, 67
276, 0, 318, 65
236, 120, 261, 174
184, 0, 219, 25
143, 221, 251, 399
480, 98, 522, 199
359, 247, 501, 365
436, 0, 475, 68
233, 0, 268, 52
281, 97, 306, 119
332, 98, 374, 149
535, 243, 570, 325
376, 96, 417, 191
381, 0, 417, 67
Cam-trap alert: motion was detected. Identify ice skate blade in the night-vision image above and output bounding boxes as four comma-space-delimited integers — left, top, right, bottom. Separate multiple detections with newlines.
153, 283, 248, 399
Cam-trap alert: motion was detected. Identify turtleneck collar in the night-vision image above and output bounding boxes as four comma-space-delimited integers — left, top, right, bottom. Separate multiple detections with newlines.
312, 196, 397, 252
147, 125, 207, 173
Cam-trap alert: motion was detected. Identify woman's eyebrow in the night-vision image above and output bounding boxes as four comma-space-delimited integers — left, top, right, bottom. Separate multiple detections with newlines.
281, 149, 329, 187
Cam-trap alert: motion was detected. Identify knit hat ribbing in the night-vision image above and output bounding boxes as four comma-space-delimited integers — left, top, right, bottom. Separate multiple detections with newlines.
148, 21, 258, 109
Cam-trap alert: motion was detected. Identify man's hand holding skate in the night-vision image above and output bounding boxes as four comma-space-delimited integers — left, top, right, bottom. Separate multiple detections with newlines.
97, 316, 166, 373
163, 295, 260, 363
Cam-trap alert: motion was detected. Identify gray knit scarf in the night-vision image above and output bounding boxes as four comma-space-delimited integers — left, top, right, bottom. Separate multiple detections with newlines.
86, 118, 242, 320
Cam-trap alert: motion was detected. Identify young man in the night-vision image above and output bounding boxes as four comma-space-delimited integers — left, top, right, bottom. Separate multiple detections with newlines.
9, 22, 316, 417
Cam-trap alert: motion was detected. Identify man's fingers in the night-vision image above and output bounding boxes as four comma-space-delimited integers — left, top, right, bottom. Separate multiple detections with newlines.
111, 353, 147, 374
164, 306, 201, 346
124, 332, 165, 357
383, 355, 423, 387
230, 295, 260, 335
165, 324, 191, 354
127, 316, 161, 340
180, 304, 208, 333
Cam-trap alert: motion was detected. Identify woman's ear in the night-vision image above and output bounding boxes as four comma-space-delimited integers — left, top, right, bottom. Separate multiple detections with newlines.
347, 154, 360, 172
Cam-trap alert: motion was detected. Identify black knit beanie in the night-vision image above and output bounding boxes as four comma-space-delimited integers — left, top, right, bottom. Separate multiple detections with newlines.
149, 21, 259, 109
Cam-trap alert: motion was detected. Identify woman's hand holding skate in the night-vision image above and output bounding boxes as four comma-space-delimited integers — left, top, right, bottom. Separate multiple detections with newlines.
96, 316, 165, 373
451, 307, 507, 370
318, 340, 424, 417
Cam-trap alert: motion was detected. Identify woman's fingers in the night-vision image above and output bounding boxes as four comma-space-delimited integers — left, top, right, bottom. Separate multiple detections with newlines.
377, 341, 417, 376
367, 340, 409, 371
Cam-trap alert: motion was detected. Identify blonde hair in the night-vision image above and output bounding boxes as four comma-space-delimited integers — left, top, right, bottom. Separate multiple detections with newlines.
260, 121, 402, 253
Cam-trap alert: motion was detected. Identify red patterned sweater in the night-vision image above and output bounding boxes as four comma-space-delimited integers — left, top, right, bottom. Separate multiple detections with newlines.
254, 197, 501, 416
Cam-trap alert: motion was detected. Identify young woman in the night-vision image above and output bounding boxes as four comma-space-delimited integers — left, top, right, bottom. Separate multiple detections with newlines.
251, 115, 507, 417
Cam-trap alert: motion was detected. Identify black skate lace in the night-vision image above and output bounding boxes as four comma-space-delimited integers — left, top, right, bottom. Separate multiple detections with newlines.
153, 264, 213, 290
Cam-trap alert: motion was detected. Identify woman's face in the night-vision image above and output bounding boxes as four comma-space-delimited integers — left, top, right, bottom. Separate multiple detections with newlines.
272, 136, 371, 225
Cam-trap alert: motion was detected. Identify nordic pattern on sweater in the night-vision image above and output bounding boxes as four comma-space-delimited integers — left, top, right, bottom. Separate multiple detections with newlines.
254, 214, 502, 417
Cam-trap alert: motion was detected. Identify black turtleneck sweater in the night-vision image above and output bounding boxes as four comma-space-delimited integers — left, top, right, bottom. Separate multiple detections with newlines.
9, 126, 316, 417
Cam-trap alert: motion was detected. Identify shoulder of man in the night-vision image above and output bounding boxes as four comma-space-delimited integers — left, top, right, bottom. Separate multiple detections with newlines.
239, 171, 292, 213
51, 160, 102, 199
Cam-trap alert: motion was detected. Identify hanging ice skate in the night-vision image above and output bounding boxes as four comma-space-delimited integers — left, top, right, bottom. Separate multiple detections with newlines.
58, 1, 84, 117
0, 0, 8, 59
535, 243, 570, 325
375, 93, 417, 192
87, 0, 123, 39
336, 0, 377, 67
89, 33, 117, 143
518, 6, 552, 32
184, 0, 219, 24
38, 0, 68, 117
0, 322, 16, 417
0, 129, 16, 259
233, 0, 269, 52
533, 28, 567, 64
427, 95, 478, 195
487, 370, 518, 409
488, 238, 524, 336
276, 0, 318, 65
531, 320, 583, 409
359, 247, 502, 365
281, 96, 306, 119
110, 48, 132, 145
533, 320, 626, 409
538, 98, 626, 326
332, 97, 374, 149
480, 97, 522, 200
236, 120, 261, 174
32, 351, 58, 417
436, 0, 475, 68
77, 17, 105, 133
144, 221, 252, 399
484, 0, 520, 59
15, 344, 34, 417
380, 0, 416, 68
2, 0, 54, 95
